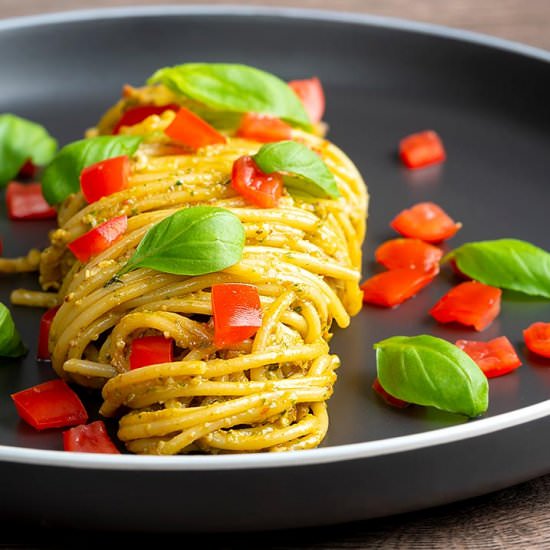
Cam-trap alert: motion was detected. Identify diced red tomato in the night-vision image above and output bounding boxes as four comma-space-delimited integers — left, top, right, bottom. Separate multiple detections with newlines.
399, 130, 446, 169
63, 420, 120, 453
430, 281, 501, 331
67, 215, 127, 263
372, 377, 410, 408
211, 283, 262, 347
164, 106, 226, 149
231, 155, 283, 208
11, 379, 88, 430
37, 306, 60, 361
523, 322, 550, 358
288, 77, 326, 124
361, 266, 439, 308
113, 104, 179, 134
455, 336, 522, 378
80, 155, 129, 203
390, 202, 462, 243
236, 113, 292, 142
129, 335, 174, 370
6, 182, 57, 220
375, 238, 443, 272
17, 160, 37, 178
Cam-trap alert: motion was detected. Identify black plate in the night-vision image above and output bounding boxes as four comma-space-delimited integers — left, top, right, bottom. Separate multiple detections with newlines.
1, 6, 550, 532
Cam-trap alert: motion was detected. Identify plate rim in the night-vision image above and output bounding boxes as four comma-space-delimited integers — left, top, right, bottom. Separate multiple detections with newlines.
1, 4, 550, 472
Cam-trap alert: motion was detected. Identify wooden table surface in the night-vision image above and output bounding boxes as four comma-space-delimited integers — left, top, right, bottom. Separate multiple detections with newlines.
1, 1, 549, 548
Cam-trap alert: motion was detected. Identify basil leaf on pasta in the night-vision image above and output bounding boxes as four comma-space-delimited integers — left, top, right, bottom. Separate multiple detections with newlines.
254, 140, 340, 199
445, 239, 550, 298
0, 114, 57, 186
0, 303, 27, 358
42, 135, 142, 205
148, 63, 312, 129
375, 335, 488, 417
118, 206, 245, 276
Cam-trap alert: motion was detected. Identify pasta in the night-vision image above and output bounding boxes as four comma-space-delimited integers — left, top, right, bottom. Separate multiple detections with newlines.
8, 68, 368, 454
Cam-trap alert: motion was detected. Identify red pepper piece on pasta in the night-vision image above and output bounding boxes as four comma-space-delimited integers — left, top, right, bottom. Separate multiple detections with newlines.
63, 420, 120, 454
236, 113, 292, 143
372, 377, 410, 408
288, 77, 325, 124
523, 322, 550, 358
211, 283, 262, 347
11, 379, 88, 430
375, 238, 443, 272
80, 155, 129, 203
430, 281, 501, 331
6, 182, 56, 220
113, 104, 179, 134
231, 155, 283, 208
129, 335, 174, 370
390, 202, 461, 243
455, 336, 522, 378
67, 215, 127, 263
37, 306, 60, 361
361, 266, 439, 308
399, 130, 446, 169
164, 106, 226, 149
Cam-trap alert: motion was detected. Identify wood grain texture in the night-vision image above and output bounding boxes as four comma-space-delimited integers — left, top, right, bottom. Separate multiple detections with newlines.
0, 1, 549, 548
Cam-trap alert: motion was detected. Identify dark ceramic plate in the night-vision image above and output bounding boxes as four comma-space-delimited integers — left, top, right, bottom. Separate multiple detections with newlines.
1, 6, 550, 533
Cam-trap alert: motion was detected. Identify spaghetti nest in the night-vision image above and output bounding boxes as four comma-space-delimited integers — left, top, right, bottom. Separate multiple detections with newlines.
36, 85, 369, 455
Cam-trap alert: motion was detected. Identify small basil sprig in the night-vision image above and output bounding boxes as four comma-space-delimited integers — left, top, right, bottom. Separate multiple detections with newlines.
0, 303, 27, 358
375, 335, 488, 417
42, 135, 142, 205
0, 114, 57, 186
254, 140, 340, 199
148, 63, 312, 129
117, 206, 244, 277
444, 239, 550, 298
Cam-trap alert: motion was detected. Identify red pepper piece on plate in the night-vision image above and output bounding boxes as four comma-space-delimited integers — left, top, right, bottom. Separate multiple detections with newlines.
399, 130, 446, 169
11, 379, 88, 430
6, 182, 56, 220
164, 106, 226, 149
129, 335, 174, 370
375, 238, 443, 272
236, 113, 292, 143
455, 336, 522, 378
113, 104, 179, 134
523, 322, 550, 358
37, 306, 60, 361
372, 377, 410, 408
80, 155, 129, 203
63, 420, 120, 454
211, 283, 262, 347
231, 155, 283, 208
430, 281, 501, 331
288, 77, 326, 124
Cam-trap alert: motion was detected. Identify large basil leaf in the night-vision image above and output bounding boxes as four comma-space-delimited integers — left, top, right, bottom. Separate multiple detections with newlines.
0, 114, 57, 186
375, 335, 488, 417
118, 206, 244, 276
0, 303, 27, 358
42, 135, 142, 205
253, 140, 340, 199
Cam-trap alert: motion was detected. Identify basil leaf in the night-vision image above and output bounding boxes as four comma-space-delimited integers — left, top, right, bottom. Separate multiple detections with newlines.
0, 114, 57, 186
445, 239, 550, 298
253, 140, 340, 199
148, 63, 312, 129
42, 135, 142, 205
0, 303, 27, 358
374, 335, 488, 417
118, 206, 244, 276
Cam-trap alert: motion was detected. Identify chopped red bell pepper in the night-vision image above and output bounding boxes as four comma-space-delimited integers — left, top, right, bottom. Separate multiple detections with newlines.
430, 281, 501, 331
399, 130, 446, 169
80, 155, 129, 203
372, 377, 410, 408
455, 336, 522, 378
375, 238, 443, 272
11, 379, 88, 430
129, 335, 174, 370
231, 155, 283, 208
390, 202, 462, 243
17, 159, 37, 178
361, 266, 439, 308
288, 77, 326, 124
523, 322, 550, 358
37, 306, 60, 361
236, 113, 292, 142
164, 106, 226, 149
6, 182, 57, 220
211, 283, 262, 347
113, 104, 179, 134
67, 215, 127, 263
63, 420, 120, 453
